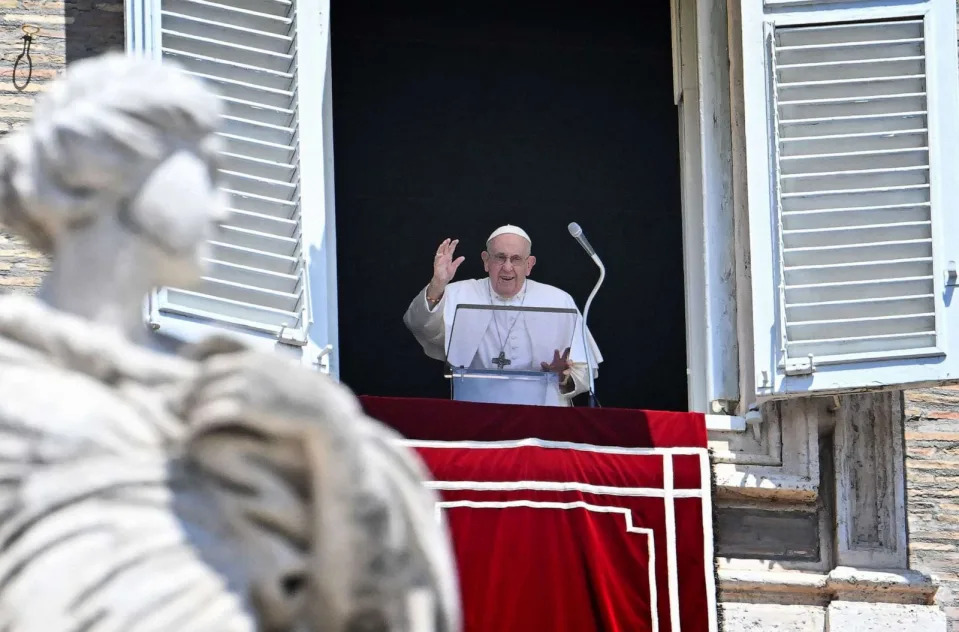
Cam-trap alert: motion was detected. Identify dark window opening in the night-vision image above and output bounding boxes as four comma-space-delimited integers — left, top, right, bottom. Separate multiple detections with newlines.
332, 0, 687, 410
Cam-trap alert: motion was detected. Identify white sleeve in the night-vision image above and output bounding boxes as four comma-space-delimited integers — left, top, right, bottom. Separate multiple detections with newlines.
562, 361, 591, 400
403, 285, 447, 361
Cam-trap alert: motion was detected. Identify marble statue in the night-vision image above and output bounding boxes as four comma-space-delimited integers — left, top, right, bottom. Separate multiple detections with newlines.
0, 53, 460, 632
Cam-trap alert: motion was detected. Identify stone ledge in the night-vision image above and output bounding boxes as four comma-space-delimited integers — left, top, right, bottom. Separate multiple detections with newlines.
720, 567, 940, 607
826, 601, 947, 632
828, 567, 939, 604
715, 465, 818, 502
720, 603, 826, 632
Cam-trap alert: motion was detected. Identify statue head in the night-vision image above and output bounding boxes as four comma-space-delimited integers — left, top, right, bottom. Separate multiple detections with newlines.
0, 53, 226, 288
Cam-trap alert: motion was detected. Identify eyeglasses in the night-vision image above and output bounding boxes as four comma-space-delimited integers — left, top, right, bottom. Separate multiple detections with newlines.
489, 253, 528, 266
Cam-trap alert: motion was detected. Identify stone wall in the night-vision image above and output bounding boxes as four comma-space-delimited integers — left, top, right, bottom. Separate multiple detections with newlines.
905, 389, 959, 632
0, 0, 123, 294
906, 9, 959, 627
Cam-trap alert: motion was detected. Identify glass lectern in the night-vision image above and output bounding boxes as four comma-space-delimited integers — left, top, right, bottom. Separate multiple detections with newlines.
445, 303, 578, 407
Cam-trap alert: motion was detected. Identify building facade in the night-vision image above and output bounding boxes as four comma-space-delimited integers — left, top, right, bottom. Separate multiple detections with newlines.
0, 0, 957, 630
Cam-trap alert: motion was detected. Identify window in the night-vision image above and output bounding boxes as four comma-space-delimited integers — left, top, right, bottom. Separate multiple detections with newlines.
123, 0, 959, 409
126, 0, 338, 369
740, 0, 959, 399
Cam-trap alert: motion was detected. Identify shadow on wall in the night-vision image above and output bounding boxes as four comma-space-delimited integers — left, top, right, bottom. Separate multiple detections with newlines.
0, 2, 123, 101
0, 2, 122, 294
64, 1, 125, 65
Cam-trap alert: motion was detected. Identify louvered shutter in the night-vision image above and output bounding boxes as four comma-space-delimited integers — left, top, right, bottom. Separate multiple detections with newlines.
126, 0, 335, 353
741, 0, 959, 398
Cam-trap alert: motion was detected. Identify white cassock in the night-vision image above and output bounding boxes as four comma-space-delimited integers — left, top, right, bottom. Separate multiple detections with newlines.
404, 278, 603, 406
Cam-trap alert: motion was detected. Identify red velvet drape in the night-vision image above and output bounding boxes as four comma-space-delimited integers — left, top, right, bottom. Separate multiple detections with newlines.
361, 397, 715, 632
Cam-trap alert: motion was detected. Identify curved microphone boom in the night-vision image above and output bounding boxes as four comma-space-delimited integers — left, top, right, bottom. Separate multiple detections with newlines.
567, 222, 605, 407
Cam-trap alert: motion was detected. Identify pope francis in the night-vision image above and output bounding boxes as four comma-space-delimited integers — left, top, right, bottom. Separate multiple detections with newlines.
403, 225, 602, 406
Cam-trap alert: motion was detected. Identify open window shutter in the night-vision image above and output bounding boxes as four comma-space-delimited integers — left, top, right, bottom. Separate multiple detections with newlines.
741, 0, 959, 399
128, 0, 331, 349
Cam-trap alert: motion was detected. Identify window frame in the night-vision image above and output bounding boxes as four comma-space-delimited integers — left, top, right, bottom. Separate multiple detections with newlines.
674, 0, 743, 414
124, 0, 341, 374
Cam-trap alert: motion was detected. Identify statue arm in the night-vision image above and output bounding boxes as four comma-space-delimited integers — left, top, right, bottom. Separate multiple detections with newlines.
184, 349, 461, 632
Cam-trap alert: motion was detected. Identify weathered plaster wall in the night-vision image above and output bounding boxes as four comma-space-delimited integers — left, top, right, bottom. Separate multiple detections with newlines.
0, 0, 123, 294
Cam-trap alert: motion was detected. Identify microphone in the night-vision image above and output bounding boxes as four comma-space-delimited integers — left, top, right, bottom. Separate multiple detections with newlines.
567, 222, 598, 259
567, 221, 605, 407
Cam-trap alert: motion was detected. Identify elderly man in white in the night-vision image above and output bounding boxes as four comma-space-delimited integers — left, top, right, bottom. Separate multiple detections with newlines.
404, 225, 602, 406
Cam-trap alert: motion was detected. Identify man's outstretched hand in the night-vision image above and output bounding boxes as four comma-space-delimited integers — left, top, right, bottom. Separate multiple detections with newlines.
541, 347, 573, 393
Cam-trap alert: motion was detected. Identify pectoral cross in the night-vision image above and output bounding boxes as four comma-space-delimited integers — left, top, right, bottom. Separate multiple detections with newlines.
492, 351, 511, 369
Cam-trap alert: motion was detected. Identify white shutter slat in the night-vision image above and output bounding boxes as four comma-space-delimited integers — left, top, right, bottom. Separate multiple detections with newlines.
778, 49, 924, 64
782, 147, 928, 171
205, 260, 299, 292
780, 94, 927, 121
765, 1, 906, 12
202, 76, 293, 111
162, 32, 293, 72
222, 169, 296, 201
780, 112, 926, 138
787, 294, 935, 321
221, 101, 294, 131
772, 18, 937, 365
779, 76, 926, 103
209, 241, 297, 275
780, 127, 926, 148
784, 238, 932, 267
222, 117, 294, 147
224, 188, 297, 219
781, 184, 929, 211
781, 166, 929, 193
218, 225, 298, 256
776, 20, 919, 44
783, 221, 931, 247
778, 31, 923, 46
783, 204, 931, 230
785, 258, 933, 286
788, 332, 937, 358
784, 276, 934, 304
162, 289, 299, 332
164, 0, 292, 21
224, 209, 297, 237
220, 135, 294, 166
198, 277, 301, 312
221, 152, 295, 183
778, 57, 924, 83
163, 50, 294, 91
787, 311, 935, 340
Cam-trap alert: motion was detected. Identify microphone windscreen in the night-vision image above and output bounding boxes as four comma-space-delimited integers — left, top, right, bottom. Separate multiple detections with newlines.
568, 222, 582, 237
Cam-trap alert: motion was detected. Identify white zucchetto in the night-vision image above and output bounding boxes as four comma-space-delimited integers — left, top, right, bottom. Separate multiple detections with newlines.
486, 224, 531, 247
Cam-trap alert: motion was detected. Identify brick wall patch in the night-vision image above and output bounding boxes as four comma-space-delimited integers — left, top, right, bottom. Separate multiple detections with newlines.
0, 0, 122, 294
